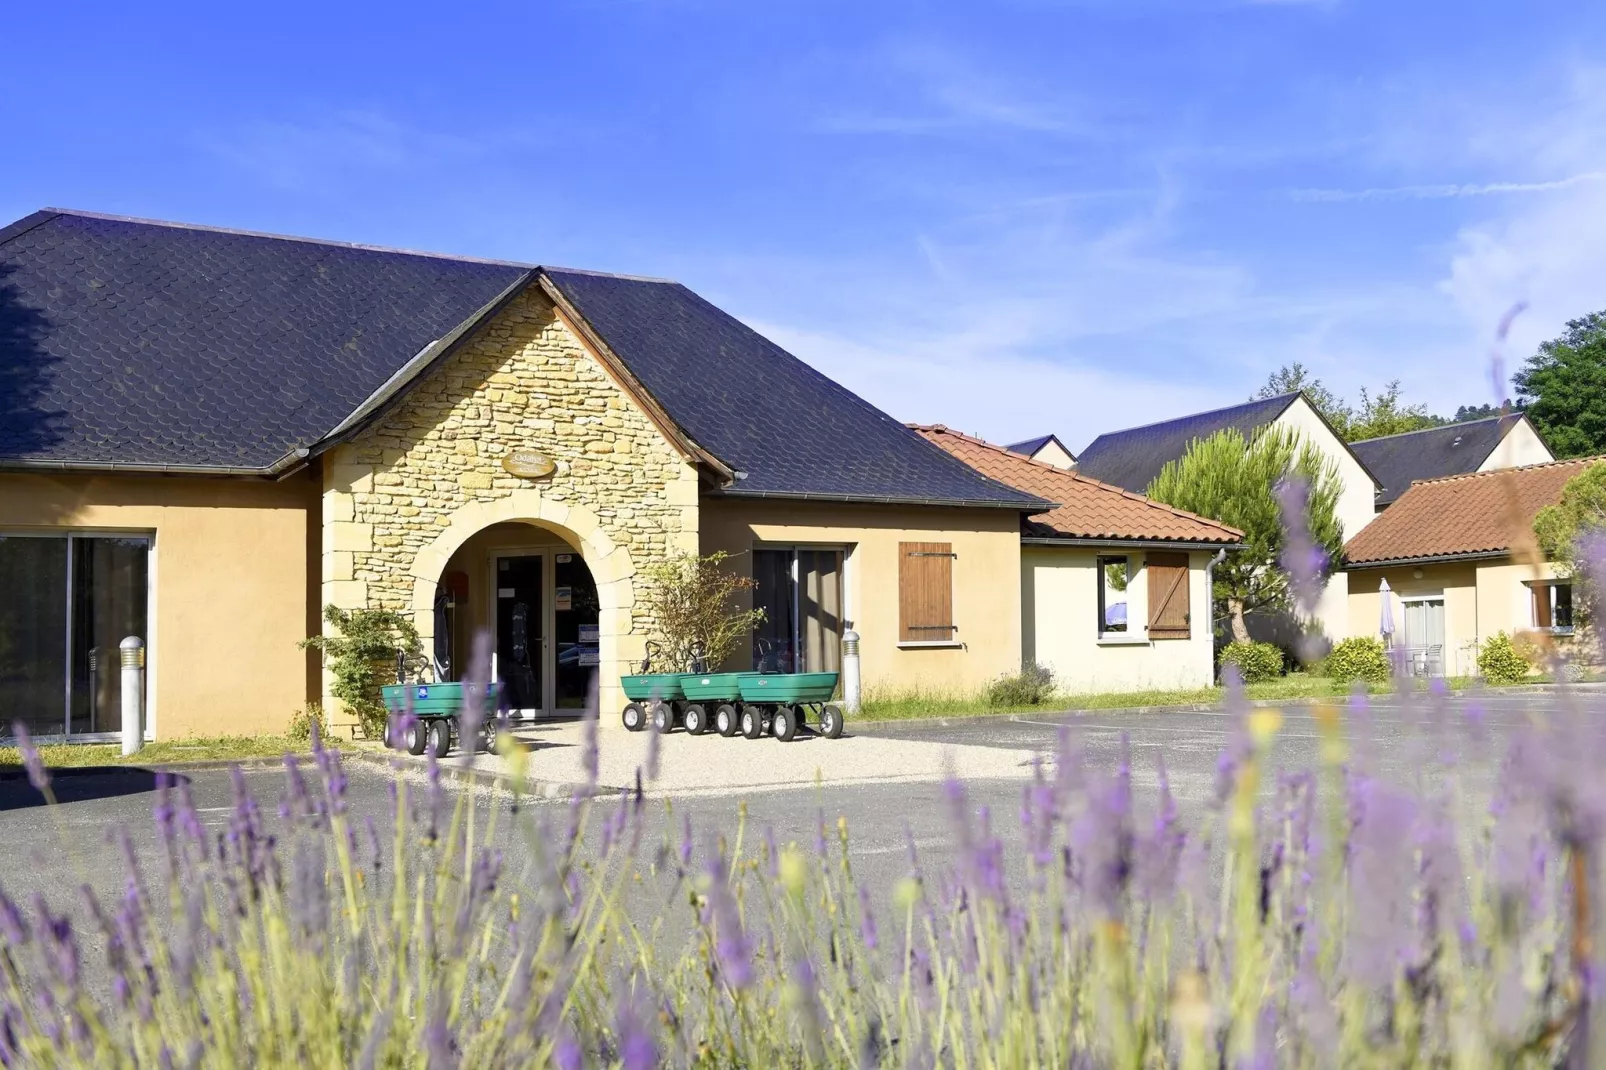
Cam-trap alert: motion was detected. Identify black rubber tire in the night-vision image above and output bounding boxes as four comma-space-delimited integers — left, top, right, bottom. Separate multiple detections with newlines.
740, 707, 765, 740
715, 704, 739, 737
683, 704, 708, 736
405, 719, 429, 755
772, 705, 797, 742
622, 703, 646, 732
820, 705, 844, 739
425, 719, 451, 759
651, 701, 673, 734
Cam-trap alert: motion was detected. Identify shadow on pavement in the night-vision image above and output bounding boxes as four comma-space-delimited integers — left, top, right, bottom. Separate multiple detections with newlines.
0, 768, 188, 811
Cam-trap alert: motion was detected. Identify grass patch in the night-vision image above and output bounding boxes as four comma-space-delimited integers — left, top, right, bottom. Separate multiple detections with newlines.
0, 734, 305, 768
858, 672, 1565, 722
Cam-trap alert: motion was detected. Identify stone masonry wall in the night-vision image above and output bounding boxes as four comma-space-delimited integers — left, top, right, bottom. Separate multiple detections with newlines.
319, 286, 701, 733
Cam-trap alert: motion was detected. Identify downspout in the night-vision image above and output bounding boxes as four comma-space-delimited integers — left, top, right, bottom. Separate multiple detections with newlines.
1206, 548, 1228, 642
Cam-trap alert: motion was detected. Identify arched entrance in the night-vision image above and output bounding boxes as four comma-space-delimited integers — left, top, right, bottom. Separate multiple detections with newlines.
406, 492, 636, 718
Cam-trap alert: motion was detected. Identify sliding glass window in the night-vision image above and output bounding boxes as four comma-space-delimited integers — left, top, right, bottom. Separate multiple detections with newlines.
752, 547, 845, 674
0, 534, 149, 739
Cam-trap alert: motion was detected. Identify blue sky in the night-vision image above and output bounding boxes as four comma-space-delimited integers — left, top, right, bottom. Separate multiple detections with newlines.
5, 1, 1605, 449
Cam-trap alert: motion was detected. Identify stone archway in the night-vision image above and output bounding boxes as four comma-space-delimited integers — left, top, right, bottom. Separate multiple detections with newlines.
406, 490, 638, 716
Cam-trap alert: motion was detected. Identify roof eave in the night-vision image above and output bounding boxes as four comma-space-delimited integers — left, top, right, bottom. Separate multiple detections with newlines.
0, 455, 304, 478
712, 487, 1053, 510
1342, 549, 1513, 570
1022, 536, 1244, 550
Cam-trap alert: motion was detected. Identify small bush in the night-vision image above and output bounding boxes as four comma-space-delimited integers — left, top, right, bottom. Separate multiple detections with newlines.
1327, 636, 1391, 684
300, 605, 422, 740
987, 663, 1056, 707
287, 702, 326, 744
1479, 631, 1533, 684
1218, 641, 1284, 683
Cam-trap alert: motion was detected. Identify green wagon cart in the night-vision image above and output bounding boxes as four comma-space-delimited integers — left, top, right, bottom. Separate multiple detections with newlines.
678, 671, 766, 737
380, 681, 502, 759
619, 673, 691, 733
736, 671, 844, 742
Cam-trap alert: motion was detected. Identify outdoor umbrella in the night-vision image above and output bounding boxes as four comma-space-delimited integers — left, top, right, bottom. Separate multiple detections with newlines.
1378, 577, 1395, 646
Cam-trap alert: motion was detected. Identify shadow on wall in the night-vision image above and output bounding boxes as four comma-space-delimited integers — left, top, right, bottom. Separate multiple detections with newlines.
0, 262, 63, 463
1212, 608, 1332, 671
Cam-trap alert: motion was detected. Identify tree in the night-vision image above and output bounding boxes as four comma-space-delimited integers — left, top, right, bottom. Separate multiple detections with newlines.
301, 605, 423, 740
1254, 363, 1352, 432
1513, 312, 1606, 458
1344, 380, 1443, 441
1453, 401, 1511, 422
639, 551, 767, 672
1534, 461, 1606, 580
1146, 425, 1344, 643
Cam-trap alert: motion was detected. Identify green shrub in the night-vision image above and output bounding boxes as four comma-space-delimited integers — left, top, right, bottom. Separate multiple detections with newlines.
287, 702, 326, 744
987, 663, 1056, 707
1479, 631, 1533, 684
1218, 641, 1284, 683
300, 605, 423, 740
1326, 636, 1391, 684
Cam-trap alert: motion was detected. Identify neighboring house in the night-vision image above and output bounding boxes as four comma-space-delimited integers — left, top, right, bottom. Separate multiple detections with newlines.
1342, 456, 1602, 677
1075, 391, 1380, 642
0, 208, 1051, 742
1349, 413, 1555, 512
916, 426, 1243, 692
1005, 434, 1077, 469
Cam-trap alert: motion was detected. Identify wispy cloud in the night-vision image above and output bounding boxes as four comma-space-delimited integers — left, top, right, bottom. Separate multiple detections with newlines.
1291, 171, 1606, 202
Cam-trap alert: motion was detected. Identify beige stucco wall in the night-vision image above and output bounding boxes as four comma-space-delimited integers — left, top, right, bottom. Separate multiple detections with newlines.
1272, 397, 1378, 640
319, 287, 700, 733
1346, 557, 1561, 676
0, 471, 319, 739
1022, 546, 1216, 692
699, 498, 1023, 696
1031, 441, 1077, 469
1480, 419, 1555, 472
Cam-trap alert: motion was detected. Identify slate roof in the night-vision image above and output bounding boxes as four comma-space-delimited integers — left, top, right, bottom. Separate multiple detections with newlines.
914, 425, 1243, 544
1343, 456, 1604, 567
0, 208, 1045, 509
1004, 433, 1075, 462
1349, 414, 1536, 506
1075, 393, 1301, 492
542, 269, 1046, 508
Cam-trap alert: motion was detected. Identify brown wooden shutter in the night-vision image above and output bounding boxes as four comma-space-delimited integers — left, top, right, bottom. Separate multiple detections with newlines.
1533, 586, 1552, 628
899, 542, 955, 642
1146, 552, 1190, 640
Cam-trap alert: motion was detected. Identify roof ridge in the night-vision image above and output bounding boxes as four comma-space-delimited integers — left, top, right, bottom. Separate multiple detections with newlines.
1083, 392, 1298, 445
39, 207, 539, 269
540, 265, 680, 285
1408, 452, 1606, 489
1351, 412, 1515, 445
909, 423, 1244, 537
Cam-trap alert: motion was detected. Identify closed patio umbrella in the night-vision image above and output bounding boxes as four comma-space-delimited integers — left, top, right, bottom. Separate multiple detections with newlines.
1378, 577, 1395, 647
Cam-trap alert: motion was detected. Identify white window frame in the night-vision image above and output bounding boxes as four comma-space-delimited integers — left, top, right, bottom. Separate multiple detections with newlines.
1096, 554, 1133, 640
1528, 580, 1575, 636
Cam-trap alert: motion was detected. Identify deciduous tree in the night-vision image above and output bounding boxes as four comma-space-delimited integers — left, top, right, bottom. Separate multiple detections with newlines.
1514, 312, 1606, 458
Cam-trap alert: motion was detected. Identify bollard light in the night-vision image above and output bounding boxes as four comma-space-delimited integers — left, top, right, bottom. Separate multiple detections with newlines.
120, 636, 144, 756
842, 629, 861, 714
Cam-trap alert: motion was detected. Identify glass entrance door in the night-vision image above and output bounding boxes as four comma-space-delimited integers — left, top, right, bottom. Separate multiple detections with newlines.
495, 554, 544, 716
553, 552, 600, 710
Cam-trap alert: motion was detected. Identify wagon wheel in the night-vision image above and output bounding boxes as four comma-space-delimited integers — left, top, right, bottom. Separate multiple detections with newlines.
715, 704, 740, 737
405, 719, 429, 755
622, 703, 646, 732
650, 701, 673, 734
820, 705, 844, 740
740, 706, 766, 740
425, 719, 452, 759
772, 705, 798, 743
683, 703, 709, 736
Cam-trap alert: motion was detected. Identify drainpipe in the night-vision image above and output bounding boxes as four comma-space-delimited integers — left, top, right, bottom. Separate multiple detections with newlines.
1205, 549, 1228, 640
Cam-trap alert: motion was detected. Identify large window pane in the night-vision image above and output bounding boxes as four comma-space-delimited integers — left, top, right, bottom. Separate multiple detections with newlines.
0, 536, 69, 737
70, 538, 148, 734
752, 550, 796, 672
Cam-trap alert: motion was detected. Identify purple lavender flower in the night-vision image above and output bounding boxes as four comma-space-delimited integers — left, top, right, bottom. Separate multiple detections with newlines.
702, 838, 753, 988
0, 886, 28, 946
1276, 476, 1327, 623
553, 1029, 583, 1070
857, 885, 879, 951
678, 812, 693, 868
11, 724, 49, 793
355, 1010, 393, 1070
613, 982, 658, 1070
1344, 776, 1419, 988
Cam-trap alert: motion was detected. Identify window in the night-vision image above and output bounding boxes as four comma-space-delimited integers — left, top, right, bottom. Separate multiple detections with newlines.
1097, 556, 1129, 635
1531, 581, 1574, 634
753, 548, 846, 671
1146, 552, 1191, 639
898, 542, 955, 644
0, 534, 150, 739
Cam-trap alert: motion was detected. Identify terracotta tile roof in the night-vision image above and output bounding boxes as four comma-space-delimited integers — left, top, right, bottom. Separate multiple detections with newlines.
1343, 455, 1606, 566
912, 425, 1244, 544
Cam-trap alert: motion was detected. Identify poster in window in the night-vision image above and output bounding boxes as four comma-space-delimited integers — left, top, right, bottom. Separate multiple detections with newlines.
555, 586, 573, 611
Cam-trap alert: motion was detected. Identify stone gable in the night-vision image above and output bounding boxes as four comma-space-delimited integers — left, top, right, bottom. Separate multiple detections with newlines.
318, 285, 700, 732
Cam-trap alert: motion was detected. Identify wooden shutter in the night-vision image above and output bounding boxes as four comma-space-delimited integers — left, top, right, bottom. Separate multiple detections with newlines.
899, 542, 955, 642
1146, 552, 1190, 640
1533, 585, 1552, 628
